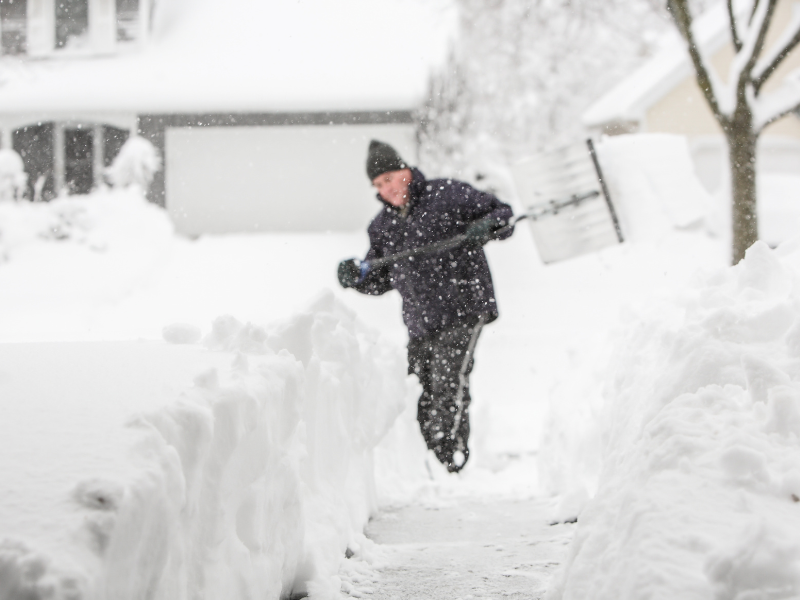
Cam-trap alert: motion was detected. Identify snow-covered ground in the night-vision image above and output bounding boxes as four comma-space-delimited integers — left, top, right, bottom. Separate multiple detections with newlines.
361, 498, 576, 599
3, 133, 799, 598
0, 294, 410, 599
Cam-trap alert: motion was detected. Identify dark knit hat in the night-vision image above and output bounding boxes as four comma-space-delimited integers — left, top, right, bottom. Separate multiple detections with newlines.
366, 140, 409, 180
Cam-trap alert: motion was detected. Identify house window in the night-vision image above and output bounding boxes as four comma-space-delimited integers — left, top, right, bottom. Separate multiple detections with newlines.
103, 125, 129, 166
64, 127, 94, 194
116, 0, 138, 42
55, 0, 89, 50
0, 0, 27, 55
13, 122, 133, 199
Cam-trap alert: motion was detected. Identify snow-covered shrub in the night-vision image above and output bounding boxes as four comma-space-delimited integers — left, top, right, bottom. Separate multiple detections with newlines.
549, 241, 800, 599
0, 149, 27, 202
105, 136, 161, 191
0, 187, 173, 304
0, 186, 171, 250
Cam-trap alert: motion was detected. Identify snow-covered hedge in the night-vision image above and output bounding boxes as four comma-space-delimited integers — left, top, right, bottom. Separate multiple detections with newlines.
0, 292, 407, 599
550, 241, 800, 599
105, 136, 161, 191
0, 188, 173, 321
0, 186, 171, 253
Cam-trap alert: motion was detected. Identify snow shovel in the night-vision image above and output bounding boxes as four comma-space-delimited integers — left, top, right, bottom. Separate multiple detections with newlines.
361, 189, 601, 271
510, 138, 624, 264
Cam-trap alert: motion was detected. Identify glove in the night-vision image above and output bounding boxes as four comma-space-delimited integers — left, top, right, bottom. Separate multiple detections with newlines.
464, 218, 501, 246
338, 258, 368, 288
338, 259, 360, 288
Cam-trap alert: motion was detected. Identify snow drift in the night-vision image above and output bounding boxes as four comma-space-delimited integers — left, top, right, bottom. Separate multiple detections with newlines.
0, 187, 172, 292
549, 240, 800, 599
0, 291, 407, 599
596, 133, 710, 241
534, 133, 725, 505
0, 188, 174, 341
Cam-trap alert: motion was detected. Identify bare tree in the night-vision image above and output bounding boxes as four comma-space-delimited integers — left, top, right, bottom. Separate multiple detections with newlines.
667, 0, 800, 263
416, 0, 669, 179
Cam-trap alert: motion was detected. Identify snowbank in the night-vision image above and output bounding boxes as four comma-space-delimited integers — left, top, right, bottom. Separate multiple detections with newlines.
0, 291, 407, 599
596, 134, 800, 250
596, 133, 710, 241
0, 188, 173, 339
0, 186, 171, 257
534, 134, 725, 506
549, 240, 800, 599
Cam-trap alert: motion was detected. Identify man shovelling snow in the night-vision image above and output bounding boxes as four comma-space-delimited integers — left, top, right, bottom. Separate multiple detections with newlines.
338, 140, 514, 473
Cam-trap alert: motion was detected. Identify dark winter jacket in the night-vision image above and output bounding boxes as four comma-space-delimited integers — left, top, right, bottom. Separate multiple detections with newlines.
353, 168, 513, 340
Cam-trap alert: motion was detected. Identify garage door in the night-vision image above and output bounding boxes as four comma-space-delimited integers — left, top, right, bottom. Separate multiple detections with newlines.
165, 123, 416, 235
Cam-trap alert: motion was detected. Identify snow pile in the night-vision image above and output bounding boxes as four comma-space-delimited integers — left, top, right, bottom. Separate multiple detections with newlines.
0, 291, 407, 599
105, 136, 162, 191
534, 134, 725, 507
550, 240, 800, 599
596, 133, 711, 241
0, 187, 171, 258
0, 149, 27, 202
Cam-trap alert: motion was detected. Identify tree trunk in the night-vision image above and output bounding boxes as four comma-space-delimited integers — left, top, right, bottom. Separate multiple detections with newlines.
727, 124, 758, 264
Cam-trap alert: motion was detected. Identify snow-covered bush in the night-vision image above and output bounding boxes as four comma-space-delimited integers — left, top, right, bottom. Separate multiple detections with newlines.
105, 136, 161, 191
0, 186, 170, 248
549, 241, 800, 599
0, 187, 173, 304
0, 148, 27, 202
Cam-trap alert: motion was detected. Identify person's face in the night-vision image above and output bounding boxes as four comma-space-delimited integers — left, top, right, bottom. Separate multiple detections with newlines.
372, 168, 413, 207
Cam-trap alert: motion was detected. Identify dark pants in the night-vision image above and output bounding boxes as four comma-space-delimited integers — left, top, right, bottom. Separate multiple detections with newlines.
407, 315, 486, 472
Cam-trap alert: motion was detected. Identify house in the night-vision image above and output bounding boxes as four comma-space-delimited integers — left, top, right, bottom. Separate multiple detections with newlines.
582, 0, 800, 196
0, 0, 455, 233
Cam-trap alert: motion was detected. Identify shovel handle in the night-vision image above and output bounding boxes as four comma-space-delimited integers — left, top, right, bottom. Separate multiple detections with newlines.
360, 189, 599, 271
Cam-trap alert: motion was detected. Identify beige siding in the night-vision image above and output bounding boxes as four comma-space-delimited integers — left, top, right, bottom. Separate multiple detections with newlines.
645, 0, 800, 140
646, 76, 725, 135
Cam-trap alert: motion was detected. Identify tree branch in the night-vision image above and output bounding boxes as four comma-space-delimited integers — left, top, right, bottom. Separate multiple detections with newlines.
667, 0, 729, 125
757, 98, 800, 132
728, 0, 742, 52
727, 0, 776, 112
753, 21, 800, 95
744, 0, 778, 73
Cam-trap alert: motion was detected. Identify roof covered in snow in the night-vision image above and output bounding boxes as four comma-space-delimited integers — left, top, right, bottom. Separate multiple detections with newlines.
0, 0, 457, 115
582, 3, 732, 127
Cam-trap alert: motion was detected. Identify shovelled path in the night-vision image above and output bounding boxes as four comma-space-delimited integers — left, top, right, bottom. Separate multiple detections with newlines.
361, 498, 575, 600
